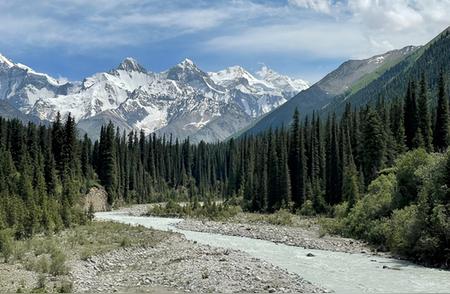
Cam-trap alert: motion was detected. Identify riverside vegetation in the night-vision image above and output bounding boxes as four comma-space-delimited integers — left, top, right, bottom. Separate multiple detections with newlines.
0, 221, 171, 292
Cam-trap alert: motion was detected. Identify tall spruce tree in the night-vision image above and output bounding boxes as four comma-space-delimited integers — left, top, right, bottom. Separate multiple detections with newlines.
289, 108, 306, 209
404, 81, 418, 149
433, 71, 449, 151
362, 107, 386, 185
417, 74, 433, 151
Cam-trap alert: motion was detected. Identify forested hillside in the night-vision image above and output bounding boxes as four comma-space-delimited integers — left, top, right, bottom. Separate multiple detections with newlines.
244, 27, 450, 136
327, 27, 450, 115
0, 71, 449, 267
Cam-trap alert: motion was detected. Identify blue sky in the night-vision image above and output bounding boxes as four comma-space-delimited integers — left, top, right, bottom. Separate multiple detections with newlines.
0, 0, 448, 83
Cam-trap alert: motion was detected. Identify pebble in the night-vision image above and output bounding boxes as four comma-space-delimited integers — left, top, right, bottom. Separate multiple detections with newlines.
177, 218, 374, 255
70, 233, 326, 293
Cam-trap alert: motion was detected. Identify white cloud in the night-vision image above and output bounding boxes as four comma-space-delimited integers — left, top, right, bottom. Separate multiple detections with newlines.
0, 0, 448, 63
206, 22, 370, 58
204, 0, 450, 60
0, 0, 287, 51
288, 0, 334, 14
117, 9, 232, 31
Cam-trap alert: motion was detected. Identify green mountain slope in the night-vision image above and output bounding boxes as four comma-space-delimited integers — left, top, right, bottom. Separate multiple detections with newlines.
243, 26, 450, 136
326, 27, 450, 115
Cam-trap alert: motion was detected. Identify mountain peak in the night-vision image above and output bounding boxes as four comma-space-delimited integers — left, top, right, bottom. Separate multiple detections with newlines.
225, 65, 247, 74
178, 58, 197, 69
256, 65, 277, 80
209, 65, 257, 85
0, 53, 14, 68
117, 57, 146, 73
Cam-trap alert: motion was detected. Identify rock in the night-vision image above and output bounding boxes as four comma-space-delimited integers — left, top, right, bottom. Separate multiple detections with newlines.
68, 225, 326, 294
306, 253, 315, 257
383, 265, 400, 270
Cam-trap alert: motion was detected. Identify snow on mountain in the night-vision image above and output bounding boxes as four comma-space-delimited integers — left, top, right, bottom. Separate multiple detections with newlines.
0, 54, 14, 68
0, 53, 73, 115
0, 55, 309, 142
256, 65, 309, 97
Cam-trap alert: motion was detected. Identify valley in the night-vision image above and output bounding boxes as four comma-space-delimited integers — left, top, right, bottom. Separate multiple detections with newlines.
0, 3, 449, 292
3, 205, 448, 293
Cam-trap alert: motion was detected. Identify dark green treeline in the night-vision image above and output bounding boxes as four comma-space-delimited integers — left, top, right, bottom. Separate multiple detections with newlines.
95, 73, 449, 214
0, 73, 448, 239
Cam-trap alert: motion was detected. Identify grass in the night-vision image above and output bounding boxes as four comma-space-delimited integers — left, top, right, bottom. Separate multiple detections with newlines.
1, 221, 172, 293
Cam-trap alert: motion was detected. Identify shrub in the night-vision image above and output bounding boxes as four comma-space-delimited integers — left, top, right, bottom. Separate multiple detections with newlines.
57, 280, 73, 293
36, 274, 46, 291
35, 256, 50, 273
49, 249, 68, 276
0, 229, 14, 262
298, 200, 316, 216
339, 174, 396, 242
393, 149, 431, 209
120, 237, 130, 247
386, 205, 421, 256
267, 209, 293, 226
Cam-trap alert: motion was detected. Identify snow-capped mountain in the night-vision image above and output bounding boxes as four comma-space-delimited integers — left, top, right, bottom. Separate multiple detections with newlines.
0, 54, 309, 142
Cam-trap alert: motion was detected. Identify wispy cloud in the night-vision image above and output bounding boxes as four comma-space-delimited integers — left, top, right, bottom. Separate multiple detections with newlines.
0, 0, 283, 51
204, 0, 450, 59
0, 0, 448, 82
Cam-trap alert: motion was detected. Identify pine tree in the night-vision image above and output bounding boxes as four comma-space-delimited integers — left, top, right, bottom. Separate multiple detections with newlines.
277, 128, 291, 207
361, 107, 386, 185
52, 112, 64, 173
326, 114, 341, 204
98, 122, 118, 204
267, 131, 280, 211
433, 70, 449, 151
404, 82, 418, 149
417, 74, 433, 151
289, 108, 305, 209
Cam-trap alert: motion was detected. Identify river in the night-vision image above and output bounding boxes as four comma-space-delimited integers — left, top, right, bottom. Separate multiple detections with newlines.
96, 211, 450, 293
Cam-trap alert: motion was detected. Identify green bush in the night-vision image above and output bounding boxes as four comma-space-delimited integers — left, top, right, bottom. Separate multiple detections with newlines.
392, 149, 431, 209
57, 280, 73, 293
298, 200, 316, 216
338, 174, 396, 243
0, 229, 14, 262
332, 202, 348, 219
266, 209, 293, 226
147, 200, 242, 221
386, 205, 421, 256
49, 249, 68, 276
327, 150, 450, 267
35, 256, 50, 273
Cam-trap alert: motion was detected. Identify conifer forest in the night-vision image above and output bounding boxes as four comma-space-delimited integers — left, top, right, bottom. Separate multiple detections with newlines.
0, 73, 449, 267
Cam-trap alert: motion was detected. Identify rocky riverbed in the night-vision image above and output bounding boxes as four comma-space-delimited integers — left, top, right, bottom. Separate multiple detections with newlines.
71, 234, 327, 293
176, 219, 374, 254
119, 204, 377, 255
120, 204, 376, 256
